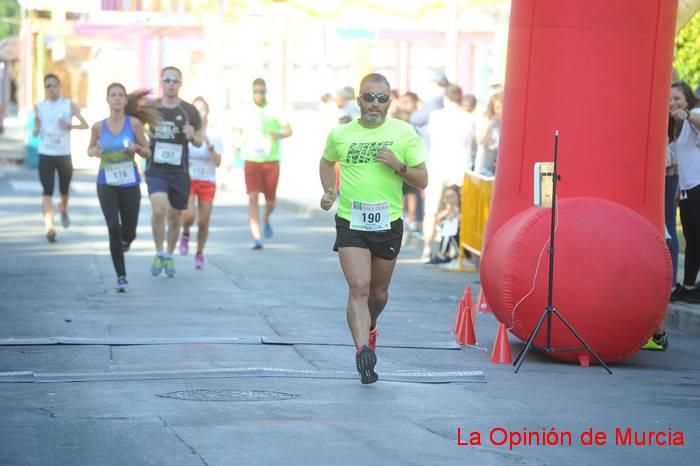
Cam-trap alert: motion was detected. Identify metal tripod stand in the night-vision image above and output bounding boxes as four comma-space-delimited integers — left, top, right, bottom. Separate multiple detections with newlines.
513, 130, 612, 374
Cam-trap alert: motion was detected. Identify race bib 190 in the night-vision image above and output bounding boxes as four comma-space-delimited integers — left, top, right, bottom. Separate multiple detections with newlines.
350, 200, 390, 231
154, 142, 183, 165
105, 161, 137, 186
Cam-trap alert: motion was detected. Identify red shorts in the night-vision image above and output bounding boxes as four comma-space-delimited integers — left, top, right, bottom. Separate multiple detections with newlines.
244, 161, 280, 200
190, 180, 216, 202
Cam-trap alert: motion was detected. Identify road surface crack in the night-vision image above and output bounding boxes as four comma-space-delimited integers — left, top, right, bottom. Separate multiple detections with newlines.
208, 257, 244, 290
158, 415, 209, 466
262, 313, 320, 369
37, 407, 56, 418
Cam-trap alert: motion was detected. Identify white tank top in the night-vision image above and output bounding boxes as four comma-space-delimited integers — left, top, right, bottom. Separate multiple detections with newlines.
671, 108, 700, 191
37, 98, 72, 156
188, 134, 222, 183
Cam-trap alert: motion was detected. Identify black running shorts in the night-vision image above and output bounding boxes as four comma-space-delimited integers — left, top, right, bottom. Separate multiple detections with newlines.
146, 170, 190, 210
333, 215, 403, 260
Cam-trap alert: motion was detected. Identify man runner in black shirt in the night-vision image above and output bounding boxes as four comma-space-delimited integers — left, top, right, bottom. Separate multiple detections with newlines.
147, 66, 202, 277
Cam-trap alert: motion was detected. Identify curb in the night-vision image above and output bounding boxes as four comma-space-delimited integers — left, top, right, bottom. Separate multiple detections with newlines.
668, 303, 700, 336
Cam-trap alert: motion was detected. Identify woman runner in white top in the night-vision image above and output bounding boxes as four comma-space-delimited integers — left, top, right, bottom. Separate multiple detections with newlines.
33, 73, 88, 242
179, 97, 223, 269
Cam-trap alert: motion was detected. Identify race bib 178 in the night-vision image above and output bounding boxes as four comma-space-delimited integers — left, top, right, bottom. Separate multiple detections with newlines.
105, 161, 137, 186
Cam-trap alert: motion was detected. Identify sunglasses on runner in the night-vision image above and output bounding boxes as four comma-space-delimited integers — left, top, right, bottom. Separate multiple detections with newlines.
45, 83, 59, 89
361, 93, 390, 104
162, 77, 181, 84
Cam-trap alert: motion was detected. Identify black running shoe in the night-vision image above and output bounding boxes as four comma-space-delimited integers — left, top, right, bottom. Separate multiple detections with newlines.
424, 255, 451, 265
670, 284, 692, 302
355, 345, 378, 384
683, 288, 700, 304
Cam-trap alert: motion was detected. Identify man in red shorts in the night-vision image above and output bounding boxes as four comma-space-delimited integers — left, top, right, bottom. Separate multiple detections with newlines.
241, 78, 293, 249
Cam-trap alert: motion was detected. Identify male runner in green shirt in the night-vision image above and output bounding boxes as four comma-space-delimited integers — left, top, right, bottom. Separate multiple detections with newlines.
320, 73, 428, 384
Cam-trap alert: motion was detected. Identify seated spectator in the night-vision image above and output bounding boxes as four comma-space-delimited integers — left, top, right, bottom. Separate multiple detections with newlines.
422, 84, 475, 257
425, 185, 461, 265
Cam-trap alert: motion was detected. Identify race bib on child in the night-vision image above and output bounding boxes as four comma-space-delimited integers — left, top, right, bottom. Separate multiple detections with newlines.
154, 142, 183, 165
350, 200, 390, 231
189, 158, 216, 181
105, 161, 137, 186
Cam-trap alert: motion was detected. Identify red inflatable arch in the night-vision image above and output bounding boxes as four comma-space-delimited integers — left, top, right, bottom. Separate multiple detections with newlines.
480, 0, 676, 363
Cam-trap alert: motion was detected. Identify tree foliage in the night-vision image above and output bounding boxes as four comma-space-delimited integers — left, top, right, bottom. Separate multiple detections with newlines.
675, 12, 700, 89
0, 0, 20, 40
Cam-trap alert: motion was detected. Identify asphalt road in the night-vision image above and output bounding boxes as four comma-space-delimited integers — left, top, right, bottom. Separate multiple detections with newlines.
0, 165, 698, 466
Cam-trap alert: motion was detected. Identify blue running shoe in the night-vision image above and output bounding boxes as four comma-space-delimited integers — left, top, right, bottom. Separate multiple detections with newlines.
264, 222, 273, 239
164, 257, 176, 277
151, 255, 164, 277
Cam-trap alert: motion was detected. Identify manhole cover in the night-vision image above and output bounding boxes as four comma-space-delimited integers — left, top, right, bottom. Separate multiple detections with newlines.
157, 389, 299, 402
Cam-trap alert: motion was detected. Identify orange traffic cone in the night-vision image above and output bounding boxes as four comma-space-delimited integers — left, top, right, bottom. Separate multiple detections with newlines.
464, 286, 474, 321
457, 301, 476, 345
490, 323, 512, 364
477, 289, 492, 313
453, 286, 473, 334
453, 297, 465, 335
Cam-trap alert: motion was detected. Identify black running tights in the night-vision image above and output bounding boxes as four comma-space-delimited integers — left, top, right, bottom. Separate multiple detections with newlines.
680, 185, 700, 287
97, 184, 141, 277
38, 154, 73, 196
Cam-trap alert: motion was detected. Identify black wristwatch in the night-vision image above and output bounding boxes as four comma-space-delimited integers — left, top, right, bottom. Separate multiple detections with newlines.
399, 163, 408, 175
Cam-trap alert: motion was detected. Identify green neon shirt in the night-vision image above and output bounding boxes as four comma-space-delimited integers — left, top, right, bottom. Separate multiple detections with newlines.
323, 118, 426, 222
